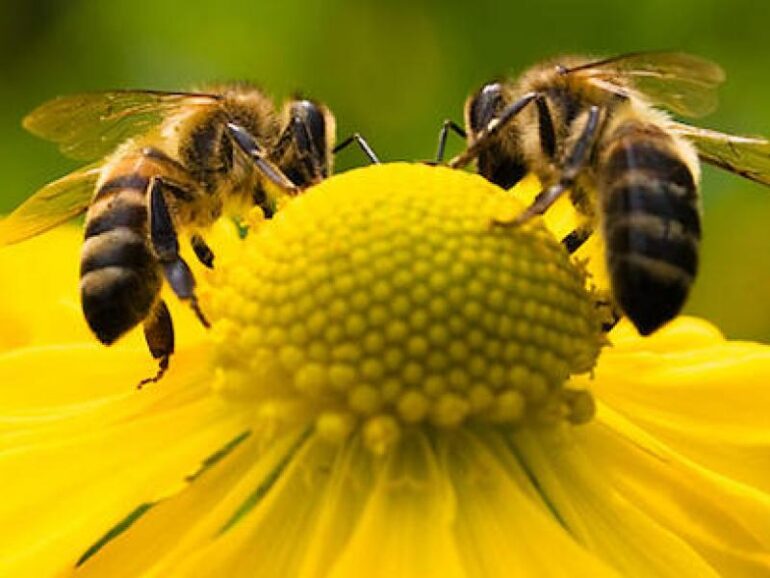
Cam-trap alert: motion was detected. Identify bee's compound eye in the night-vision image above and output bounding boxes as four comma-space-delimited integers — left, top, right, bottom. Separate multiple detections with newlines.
469, 83, 504, 134
291, 100, 327, 152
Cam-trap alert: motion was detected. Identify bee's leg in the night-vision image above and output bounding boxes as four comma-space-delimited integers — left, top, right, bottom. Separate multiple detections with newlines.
497, 105, 601, 227
191, 234, 214, 269
138, 300, 174, 388
434, 120, 466, 163
560, 222, 595, 254
226, 122, 299, 195
558, 216, 621, 332
449, 91, 539, 169
602, 308, 623, 333
594, 296, 623, 333
333, 133, 380, 164
535, 95, 556, 160
149, 178, 210, 328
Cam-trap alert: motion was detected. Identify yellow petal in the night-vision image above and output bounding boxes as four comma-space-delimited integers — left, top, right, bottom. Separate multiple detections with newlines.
592, 316, 770, 493
583, 314, 770, 576
71, 426, 310, 578
0, 346, 249, 578
441, 430, 622, 578
512, 426, 723, 578
327, 431, 466, 578
172, 432, 348, 578
0, 227, 90, 349
577, 406, 770, 577
606, 316, 726, 352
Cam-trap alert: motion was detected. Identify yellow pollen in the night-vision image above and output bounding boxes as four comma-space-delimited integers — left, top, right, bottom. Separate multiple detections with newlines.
207, 163, 603, 453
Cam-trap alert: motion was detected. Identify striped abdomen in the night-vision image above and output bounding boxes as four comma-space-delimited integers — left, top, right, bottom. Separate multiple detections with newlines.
80, 164, 161, 345
599, 123, 701, 335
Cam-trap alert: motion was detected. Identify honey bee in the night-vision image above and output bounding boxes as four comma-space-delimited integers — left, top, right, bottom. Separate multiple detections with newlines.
0, 83, 361, 385
446, 52, 770, 335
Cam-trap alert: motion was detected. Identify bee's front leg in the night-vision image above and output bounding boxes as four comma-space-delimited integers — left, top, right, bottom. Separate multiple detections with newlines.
332, 132, 380, 164
449, 91, 539, 170
433, 119, 466, 164
226, 122, 299, 195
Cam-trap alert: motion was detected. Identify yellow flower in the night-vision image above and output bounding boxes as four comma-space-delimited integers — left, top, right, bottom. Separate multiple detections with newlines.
1, 163, 769, 578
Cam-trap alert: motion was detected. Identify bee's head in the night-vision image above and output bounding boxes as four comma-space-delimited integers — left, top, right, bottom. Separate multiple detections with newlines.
279, 99, 336, 187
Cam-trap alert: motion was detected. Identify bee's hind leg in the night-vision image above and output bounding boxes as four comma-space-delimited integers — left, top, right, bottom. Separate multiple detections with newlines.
138, 300, 174, 388
561, 223, 594, 254
149, 177, 210, 329
191, 234, 214, 269
558, 222, 623, 334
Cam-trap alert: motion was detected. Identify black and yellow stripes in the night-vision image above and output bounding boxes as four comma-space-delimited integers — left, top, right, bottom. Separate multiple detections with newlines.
80, 166, 160, 345
600, 124, 700, 335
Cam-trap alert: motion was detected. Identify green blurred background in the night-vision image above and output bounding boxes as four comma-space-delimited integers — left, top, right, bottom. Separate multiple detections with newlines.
1, 0, 769, 341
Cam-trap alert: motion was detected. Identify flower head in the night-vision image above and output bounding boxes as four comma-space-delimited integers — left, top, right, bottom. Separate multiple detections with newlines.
1, 163, 769, 578
208, 164, 601, 451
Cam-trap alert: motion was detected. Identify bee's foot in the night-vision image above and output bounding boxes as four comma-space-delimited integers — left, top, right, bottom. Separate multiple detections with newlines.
137, 355, 170, 389
191, 297, 211, 329
490, 212, 532, 228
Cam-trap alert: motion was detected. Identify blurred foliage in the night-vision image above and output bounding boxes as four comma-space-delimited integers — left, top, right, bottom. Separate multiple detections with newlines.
1, 0, 769, 340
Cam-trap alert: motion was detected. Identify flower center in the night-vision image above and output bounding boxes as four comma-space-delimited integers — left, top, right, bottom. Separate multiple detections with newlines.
207, 163, 603, 453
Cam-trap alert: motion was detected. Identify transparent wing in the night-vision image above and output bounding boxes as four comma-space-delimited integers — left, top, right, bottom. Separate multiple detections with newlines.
0, 164, 102, 245
568, 52, 726, 118
23, 90, 221, 161
673, 123, 770, 186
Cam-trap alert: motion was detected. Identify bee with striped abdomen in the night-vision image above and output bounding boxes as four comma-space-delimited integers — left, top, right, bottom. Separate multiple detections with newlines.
1, 84, 345, 385
447, 52, 770, 335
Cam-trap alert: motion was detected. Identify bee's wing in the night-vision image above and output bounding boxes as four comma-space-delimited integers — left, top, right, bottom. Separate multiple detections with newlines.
0, 164, 102, 245
672, 123, 770, 186
23, 90, 221, 161
568, 52, 726, 118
